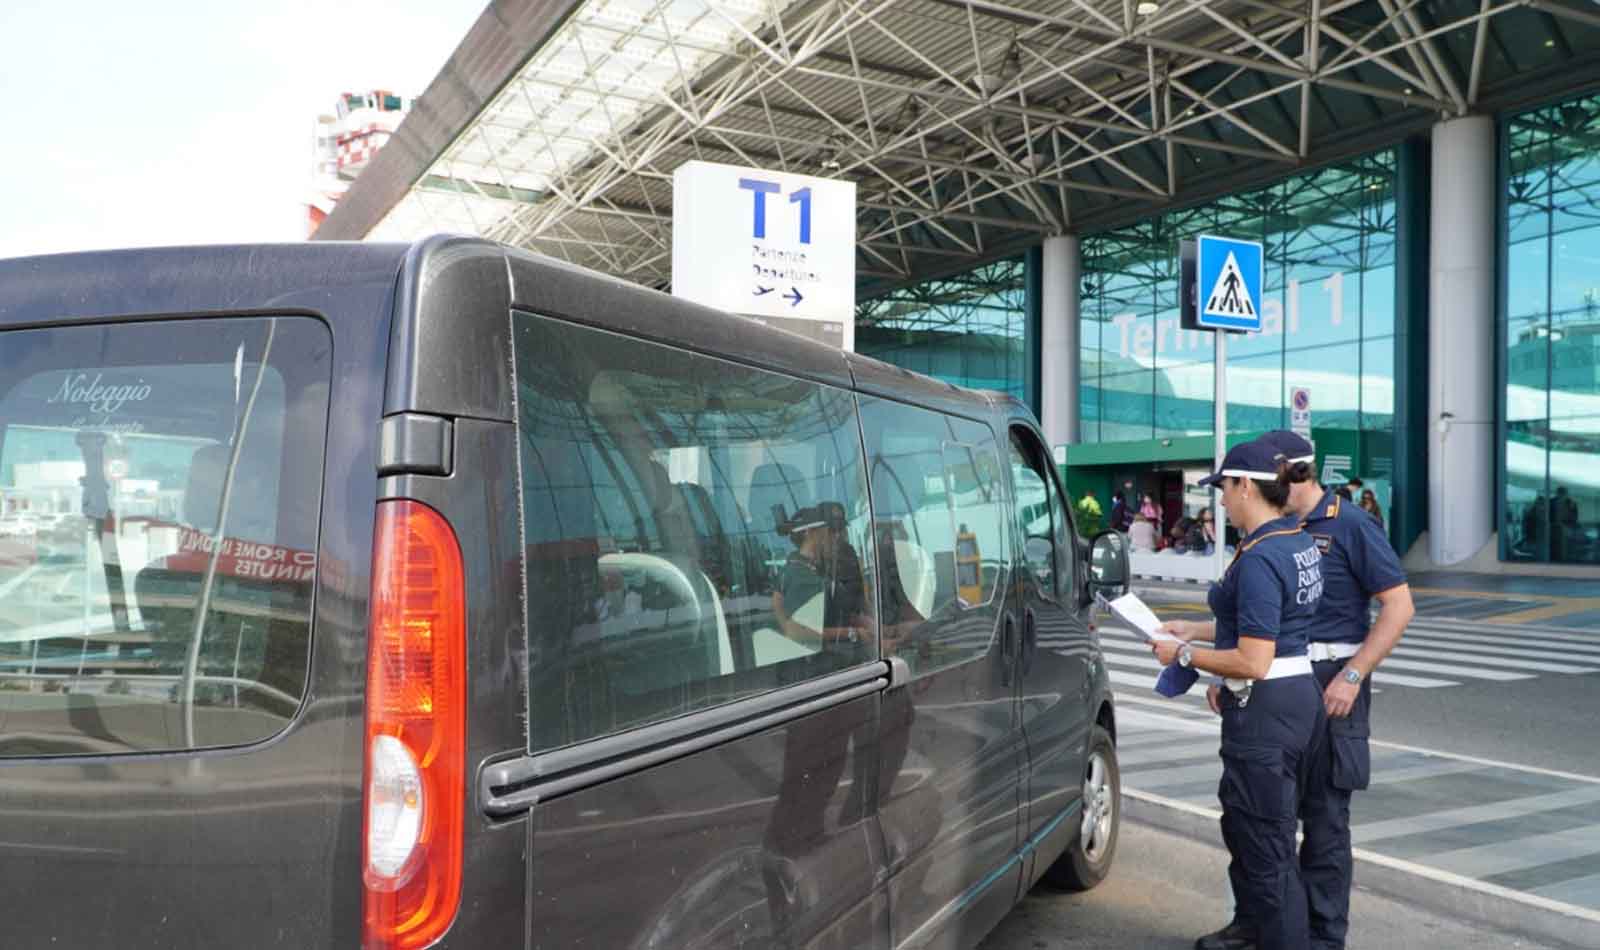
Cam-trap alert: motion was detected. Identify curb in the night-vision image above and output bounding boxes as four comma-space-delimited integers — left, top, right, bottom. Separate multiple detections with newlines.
1122, 788, 1600, 950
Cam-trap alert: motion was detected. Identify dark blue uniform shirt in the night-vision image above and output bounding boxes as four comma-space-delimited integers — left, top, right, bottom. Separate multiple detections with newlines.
1300, 490, 1408, 644
1208, 514, 1323, 658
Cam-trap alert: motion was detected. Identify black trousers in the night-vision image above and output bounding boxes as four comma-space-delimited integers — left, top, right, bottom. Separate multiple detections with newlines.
1298, 659, 1373, 949
1219, 674, 1325, 950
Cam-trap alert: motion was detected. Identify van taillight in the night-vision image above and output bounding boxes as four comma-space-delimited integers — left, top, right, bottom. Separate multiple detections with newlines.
363, 501, 466, 950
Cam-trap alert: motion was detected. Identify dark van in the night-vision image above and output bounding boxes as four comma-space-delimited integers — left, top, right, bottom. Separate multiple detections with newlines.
0, 237, 1129, 949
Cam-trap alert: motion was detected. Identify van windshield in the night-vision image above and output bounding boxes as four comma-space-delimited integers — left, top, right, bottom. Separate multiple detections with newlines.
0, 317, 331, 756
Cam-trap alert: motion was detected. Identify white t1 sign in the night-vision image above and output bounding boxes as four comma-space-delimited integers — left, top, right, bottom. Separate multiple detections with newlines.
672, 160, 856, 349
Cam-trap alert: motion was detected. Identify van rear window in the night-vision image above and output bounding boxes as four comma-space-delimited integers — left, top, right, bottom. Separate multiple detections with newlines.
0, 317, 331, 756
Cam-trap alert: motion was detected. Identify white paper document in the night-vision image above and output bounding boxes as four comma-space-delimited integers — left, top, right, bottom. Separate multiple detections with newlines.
1102, 592, 1182, 644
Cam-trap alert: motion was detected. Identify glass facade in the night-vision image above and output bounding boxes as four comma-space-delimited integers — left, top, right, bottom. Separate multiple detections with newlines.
855, 257, 1027, 401
1503, 93, 1600, 565
1078, 153, 1399, 444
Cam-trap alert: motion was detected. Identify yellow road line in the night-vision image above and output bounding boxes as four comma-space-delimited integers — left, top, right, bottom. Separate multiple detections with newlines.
1490, 597, 1600, 625
1409, 587, 1546, 603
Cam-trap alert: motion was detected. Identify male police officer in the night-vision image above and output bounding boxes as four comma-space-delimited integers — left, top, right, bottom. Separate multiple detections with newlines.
1266, 430, 1414, 950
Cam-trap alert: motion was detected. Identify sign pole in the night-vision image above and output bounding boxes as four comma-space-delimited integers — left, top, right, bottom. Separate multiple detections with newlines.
1213, 330, 1228, 580
1185, 233, 1260, 584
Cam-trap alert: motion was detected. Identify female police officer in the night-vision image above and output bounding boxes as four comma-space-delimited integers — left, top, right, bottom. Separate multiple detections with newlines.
1261, 430, 1415, 950
1153, 438, 1326, 950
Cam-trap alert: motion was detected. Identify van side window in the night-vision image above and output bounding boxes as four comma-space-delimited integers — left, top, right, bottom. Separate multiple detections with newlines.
859, 398, 1007, 676
1048, 464, 1076, 588
1009, 428, 1073, 600
0, 317, 330, 756
512, 313, 878, 754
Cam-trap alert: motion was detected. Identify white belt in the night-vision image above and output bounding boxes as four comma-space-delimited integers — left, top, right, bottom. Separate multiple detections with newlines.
1224, 655, 1313, 693
1308, 642, 1361, 662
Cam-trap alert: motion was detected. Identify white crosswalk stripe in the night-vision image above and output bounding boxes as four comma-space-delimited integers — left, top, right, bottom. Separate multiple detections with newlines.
1387, 643, 1599, 674
1093, 617, 1598, 696
1407, 619, 1600, 641
1373, 656, 1533, 680
1106, 669, 1159, 690
1400, 628, 1600, 656
1392, 634, 1600, 663
894, 610, 1596, 699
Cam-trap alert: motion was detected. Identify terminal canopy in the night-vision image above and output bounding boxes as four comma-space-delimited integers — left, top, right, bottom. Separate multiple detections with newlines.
317, 0, 1600, 306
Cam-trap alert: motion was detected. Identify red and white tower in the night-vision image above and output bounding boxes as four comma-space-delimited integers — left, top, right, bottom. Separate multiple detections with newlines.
307, 90, 412, 236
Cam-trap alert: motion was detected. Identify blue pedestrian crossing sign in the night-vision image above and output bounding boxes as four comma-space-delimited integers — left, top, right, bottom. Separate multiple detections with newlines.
1197, 234, 1264, 331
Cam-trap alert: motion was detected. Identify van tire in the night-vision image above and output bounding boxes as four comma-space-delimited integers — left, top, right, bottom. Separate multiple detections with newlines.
1042, 724, 1119, 891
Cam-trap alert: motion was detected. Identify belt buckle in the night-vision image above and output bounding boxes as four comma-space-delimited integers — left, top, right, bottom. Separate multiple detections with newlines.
1224, 677, 1252, 707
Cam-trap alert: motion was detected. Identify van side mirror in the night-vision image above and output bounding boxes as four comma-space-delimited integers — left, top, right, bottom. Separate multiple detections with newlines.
1085, 530, 1129, 603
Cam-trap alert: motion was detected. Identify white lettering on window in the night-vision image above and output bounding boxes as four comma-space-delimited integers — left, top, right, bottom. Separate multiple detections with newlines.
1112, 312, 1137, 358
1262, 297, 1284, 336
1322, 272, 1344, 327
1133, 323, 1154, 361
47, 373, 153, 414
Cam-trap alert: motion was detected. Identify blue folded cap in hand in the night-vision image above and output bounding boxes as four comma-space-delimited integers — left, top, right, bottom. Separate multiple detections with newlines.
1155, 661, 1201, 698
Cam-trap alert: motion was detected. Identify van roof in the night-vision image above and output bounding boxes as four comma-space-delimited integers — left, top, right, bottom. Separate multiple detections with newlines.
0, 238, 1008, 423
0, 243, 410, 335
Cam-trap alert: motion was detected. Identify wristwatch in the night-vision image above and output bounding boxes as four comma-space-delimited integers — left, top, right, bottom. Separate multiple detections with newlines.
1342, 666, 1363, 685
1178, 645, 1194, 669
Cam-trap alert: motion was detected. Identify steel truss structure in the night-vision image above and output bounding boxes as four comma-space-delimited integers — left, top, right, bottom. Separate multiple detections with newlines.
326, 0, 1600, 305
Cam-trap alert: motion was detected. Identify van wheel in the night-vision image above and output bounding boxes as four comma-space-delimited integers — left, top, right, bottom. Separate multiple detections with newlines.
1042, 724, 1119, 891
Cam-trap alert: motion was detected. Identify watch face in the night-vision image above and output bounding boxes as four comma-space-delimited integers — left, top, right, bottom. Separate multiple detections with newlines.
1344, 669, 1361, 684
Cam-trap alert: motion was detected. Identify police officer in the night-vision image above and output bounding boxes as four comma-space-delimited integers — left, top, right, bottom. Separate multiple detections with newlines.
1154, 438, 1326, 950
1263, 430, 1415, 950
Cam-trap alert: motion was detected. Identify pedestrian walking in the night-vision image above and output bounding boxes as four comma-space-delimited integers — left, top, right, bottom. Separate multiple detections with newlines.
1110, 490, 1132, 533
1076, 489, 1104, 536
1153, 438, 1326, 950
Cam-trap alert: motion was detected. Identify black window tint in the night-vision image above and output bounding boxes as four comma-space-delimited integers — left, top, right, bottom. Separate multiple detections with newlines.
944, 436, 1006, 608
1009, 429, 1059, 598
0, 317, 330, 756
513, 313, 877, 753
859, 398, 1007, 676
1045, 455, 1076, 596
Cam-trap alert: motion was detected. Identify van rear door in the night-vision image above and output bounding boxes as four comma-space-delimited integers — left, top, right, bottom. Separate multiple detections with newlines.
0, 311, 355, 947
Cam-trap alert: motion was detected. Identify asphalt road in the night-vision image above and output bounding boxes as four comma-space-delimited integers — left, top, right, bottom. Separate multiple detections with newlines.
1371, 671, 1600, 777
978, 819, 1560, 950
1130, 582, 1600, 778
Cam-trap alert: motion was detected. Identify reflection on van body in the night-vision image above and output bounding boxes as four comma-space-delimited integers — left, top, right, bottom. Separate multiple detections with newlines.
0, 238, 1124, 950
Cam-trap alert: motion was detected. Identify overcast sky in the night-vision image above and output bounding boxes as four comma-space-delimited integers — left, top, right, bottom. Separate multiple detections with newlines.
0, 0, 486, 259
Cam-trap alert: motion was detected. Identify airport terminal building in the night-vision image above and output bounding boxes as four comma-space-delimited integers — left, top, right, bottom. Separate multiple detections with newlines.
316, 0, 1600, 571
